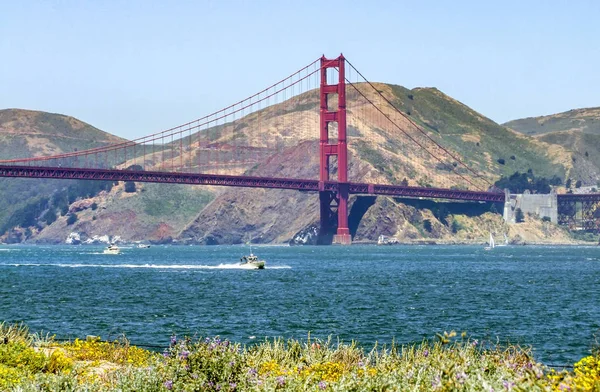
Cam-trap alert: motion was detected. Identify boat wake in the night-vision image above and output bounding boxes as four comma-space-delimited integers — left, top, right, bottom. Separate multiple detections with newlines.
2, 263, 291, 270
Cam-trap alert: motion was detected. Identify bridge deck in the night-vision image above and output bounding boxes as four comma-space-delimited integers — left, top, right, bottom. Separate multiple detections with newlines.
0, 165, 505, 202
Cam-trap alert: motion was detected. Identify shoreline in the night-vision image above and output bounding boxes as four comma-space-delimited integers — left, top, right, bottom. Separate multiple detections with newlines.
1, 240, 598, 246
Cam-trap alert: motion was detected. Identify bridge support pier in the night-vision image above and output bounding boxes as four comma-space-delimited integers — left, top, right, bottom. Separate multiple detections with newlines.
332, 183, 351, 245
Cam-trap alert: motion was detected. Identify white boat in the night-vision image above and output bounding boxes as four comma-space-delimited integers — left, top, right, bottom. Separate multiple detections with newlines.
137, 244, 150, 249
377, 235, 399, 245
496, 233, 509, 247
240, 253, 265, 269
103, 244, 120, 255
484, 232, 495, 251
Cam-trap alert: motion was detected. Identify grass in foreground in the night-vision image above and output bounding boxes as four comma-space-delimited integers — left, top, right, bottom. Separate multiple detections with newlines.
1, 323, 599, 391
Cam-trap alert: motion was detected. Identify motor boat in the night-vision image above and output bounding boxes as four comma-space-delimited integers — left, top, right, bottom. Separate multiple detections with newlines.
137, 244, 150, 249
103, 244, 121, 255
240, 253, 265, 269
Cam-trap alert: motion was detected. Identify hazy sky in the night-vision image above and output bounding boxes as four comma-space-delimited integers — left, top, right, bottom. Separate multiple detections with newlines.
1, 0, 598, 139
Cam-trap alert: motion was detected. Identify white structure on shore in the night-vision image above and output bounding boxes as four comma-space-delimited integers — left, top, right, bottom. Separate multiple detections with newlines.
503, 189, 558, 224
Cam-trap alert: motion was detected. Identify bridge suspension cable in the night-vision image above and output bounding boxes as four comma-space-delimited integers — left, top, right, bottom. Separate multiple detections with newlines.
0, 58, 322, 172
344, 59, 493, 191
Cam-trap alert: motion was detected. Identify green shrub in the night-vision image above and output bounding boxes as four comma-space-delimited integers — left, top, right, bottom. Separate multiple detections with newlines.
66, 214, 77, 225
451, 220, 462, 233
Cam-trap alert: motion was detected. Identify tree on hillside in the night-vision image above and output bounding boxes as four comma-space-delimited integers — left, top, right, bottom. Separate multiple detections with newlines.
515, 208, 525, 223
66, 213, 78, 225
423, 219, 432, 232
494, 170, 561, 194
432, 205, 449, 225
124, 182, 136, 193
41, 209, 57, 225
127, 164, 144, 171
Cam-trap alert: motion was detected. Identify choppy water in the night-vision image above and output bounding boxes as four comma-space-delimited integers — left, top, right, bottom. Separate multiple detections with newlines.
1, 244, 599, 364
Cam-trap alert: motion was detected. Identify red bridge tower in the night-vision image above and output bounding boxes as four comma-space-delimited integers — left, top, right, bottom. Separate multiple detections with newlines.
319, 54, 351, 245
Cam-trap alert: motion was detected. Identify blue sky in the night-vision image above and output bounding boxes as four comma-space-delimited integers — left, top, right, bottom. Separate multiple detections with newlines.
1, 0, 598, 139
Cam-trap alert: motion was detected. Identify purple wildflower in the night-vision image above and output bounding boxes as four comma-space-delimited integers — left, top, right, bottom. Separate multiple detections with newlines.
164, 380, 173, 390
358, 361, 364, 367
205, 337, 211, 344
503, 380, 515, 390
162, 351, 170, 358
423, 349, 429, 358
276, 376, 285, 387
472, 339, 479, 347
248, 367, 258, 376
179, 350, 189, 360
319, 381, 327, 390
170, 335, 177, 346
229, 382, 237, 391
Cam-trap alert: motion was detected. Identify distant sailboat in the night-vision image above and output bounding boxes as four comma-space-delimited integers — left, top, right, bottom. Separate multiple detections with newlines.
496, 233, 509, 247
484, 232, 495, 250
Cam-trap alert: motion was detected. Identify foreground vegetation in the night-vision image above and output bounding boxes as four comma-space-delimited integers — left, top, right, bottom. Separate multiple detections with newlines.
1, 324, 598, 391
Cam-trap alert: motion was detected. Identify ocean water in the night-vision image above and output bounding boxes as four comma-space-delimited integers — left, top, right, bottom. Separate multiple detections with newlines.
1, 244, 599, 364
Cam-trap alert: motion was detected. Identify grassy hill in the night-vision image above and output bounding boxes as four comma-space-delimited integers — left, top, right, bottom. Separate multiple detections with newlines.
0, 109, 214, 243
0, 109, 127, 241
0, 109, 124, 158
505, 107, 600, 186
504, 107, 600, 136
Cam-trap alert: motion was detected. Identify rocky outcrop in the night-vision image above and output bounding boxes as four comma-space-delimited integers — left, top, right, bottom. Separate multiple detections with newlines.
290, 224, 319, 245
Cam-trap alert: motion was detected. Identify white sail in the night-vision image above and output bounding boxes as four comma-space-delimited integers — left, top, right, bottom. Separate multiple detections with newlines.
489, 233, 495, 249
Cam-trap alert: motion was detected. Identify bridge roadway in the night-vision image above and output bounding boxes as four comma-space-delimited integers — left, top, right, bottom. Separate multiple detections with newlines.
0, 165, 505, 202
2, 165, 600, 203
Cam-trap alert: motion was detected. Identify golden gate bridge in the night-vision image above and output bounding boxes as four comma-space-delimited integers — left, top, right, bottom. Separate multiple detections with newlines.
0, 55, 597, 243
